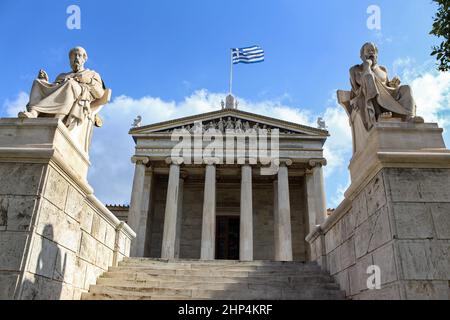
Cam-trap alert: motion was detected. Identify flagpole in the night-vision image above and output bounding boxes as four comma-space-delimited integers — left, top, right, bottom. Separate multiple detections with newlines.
229, 49, 233, 95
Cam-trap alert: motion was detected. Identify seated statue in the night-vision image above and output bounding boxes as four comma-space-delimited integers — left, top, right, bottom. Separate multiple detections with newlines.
19, 47, 109, 130
339, 42, 422, 132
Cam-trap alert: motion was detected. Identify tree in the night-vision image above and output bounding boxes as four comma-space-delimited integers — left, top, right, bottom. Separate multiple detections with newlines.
430, 0, 450, 72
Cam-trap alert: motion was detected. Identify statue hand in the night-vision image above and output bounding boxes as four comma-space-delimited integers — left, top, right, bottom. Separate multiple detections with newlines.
362, 59, 373, 72
390, 76, 401, 88
37, 69, 49, 82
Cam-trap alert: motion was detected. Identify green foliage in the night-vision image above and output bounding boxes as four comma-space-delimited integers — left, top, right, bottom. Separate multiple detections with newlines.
430, 0, 450, 71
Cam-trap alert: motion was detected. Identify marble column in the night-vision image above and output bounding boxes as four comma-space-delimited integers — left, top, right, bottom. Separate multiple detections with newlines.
240, 165, 253, 261
274, 161, 293, 261
308, 160, 328, 226
305, 172, 317, 233
161, 158, 183, 259
201, 160, 218, 260
128, 156, 150, 257
174, 171, 186, 259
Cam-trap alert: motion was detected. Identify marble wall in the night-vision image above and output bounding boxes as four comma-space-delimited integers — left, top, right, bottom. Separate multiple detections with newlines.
309, 168, 450, 300
0, 163, 134, 300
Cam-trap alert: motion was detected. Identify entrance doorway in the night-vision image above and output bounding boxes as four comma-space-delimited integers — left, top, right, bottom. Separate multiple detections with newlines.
215, 216, 240, 260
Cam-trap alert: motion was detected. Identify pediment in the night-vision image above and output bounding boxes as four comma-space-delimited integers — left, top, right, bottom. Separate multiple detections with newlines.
130, 109, 328, 137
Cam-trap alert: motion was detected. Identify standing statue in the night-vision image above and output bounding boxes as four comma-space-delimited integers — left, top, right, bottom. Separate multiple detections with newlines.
19, 47, 110, 129
338, 42, 422, 132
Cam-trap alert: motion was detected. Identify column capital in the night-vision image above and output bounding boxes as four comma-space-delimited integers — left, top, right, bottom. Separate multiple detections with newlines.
131, 156, 150, 166
165, 157, 184, 166
278, 159, 293, 167
308, 159, 327, 169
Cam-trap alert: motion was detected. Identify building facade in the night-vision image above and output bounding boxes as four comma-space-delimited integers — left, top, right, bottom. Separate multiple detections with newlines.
126, 105, 329, 262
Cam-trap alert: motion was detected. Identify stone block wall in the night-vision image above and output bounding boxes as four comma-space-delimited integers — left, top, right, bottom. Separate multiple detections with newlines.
308, 168, 450, 300
0, 162, 134, 300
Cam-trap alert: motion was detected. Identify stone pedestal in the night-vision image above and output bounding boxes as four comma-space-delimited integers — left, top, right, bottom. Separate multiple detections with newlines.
0, 119, 135, 300
307, 120, 450, 300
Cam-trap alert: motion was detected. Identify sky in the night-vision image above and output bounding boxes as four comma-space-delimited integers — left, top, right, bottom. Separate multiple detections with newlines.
1, 0, 449, 207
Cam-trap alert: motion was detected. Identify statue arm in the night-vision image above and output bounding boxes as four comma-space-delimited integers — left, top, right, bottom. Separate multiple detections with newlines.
86, 72, 105, 99
349, 67, 360, 99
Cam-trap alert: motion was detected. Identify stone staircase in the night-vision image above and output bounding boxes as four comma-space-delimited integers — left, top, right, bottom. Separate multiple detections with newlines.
81, 258, 346, 300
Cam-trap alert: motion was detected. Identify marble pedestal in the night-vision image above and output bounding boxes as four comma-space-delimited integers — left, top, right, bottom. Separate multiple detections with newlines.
307, 120, 450, 300
0, 118, 135, 300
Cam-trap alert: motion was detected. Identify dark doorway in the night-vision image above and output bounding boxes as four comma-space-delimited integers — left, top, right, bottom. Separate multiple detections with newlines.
216, 216, 240, 260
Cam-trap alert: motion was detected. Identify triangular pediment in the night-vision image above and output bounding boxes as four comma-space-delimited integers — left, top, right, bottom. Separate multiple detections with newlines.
130, 109, 328, 137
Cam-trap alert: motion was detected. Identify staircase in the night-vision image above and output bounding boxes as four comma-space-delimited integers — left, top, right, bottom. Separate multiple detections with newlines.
82, 258, 346, 300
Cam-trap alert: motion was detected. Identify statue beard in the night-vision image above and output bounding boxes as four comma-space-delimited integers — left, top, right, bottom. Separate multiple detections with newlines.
71, 60, 85, 73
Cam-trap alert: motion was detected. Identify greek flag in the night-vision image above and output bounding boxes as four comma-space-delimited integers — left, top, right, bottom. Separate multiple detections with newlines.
232, 45, 265, 64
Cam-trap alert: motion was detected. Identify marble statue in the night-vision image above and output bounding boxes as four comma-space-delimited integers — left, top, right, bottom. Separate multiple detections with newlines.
226, 117, 234, 130
338, 42, 422, 132
217, 118, 225, 133
317, 117, 327, 130
19, 47, 109, 130
235, 119, 243, 132
132, 116, 142, 128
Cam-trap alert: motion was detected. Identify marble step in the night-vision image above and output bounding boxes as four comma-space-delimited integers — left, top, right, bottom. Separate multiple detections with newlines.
86, 285, 344, 300
121, 258, 319, 267
106, 267, 326, 278
81, 293, 192, 300
98, 273, 335, 286
92, 279, 340, 291
117, 262, 321, 272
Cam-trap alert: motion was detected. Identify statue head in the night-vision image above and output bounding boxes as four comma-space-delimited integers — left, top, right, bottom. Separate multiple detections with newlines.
360, 42, 378, 65
69, 47, 88, 72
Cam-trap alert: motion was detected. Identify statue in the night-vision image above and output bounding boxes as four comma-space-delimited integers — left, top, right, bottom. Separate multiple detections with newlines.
235, 119, 243, 133
217, 118, 225, 133
338, 43, 424, 154
317, 117, 327, 130
132, 116, 142, 128
338, 42, 422, 132
19, 47, 110, 130
226, 117, 234, 130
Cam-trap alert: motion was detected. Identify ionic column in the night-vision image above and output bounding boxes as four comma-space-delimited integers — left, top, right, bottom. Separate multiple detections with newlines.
201, 159, 219, 260
274, 160, 293, 261
161, 158, 183, 259
128, 156, 150, 257
174, 171, 187, 259
308, 160, 328, 226
240, 165, 253, 261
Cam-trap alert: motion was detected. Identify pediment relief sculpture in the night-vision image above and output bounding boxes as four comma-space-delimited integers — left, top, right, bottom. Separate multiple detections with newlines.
160, 117, 302, 135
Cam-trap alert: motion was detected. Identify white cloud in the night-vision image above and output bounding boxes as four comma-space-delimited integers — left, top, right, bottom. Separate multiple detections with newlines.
89, 90, 320, 204
3, 92, 29, 117
393, 58, 450, 127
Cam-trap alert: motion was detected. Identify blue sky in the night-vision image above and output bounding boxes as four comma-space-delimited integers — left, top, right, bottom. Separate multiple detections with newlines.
1, 0, 449, 207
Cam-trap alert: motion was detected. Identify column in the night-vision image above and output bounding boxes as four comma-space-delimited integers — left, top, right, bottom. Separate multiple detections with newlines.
201, 160, 218, 260
274, 161, 293, 261
240, 165, 253, 261
308, 160, 328, 226
174, 171, 186, 259
161, 158, 183, 259
305, 172, 317, 233
128, 156, 150, 257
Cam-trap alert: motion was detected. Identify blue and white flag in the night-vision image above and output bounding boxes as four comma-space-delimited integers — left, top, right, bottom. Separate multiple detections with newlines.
232, 45, 265, 64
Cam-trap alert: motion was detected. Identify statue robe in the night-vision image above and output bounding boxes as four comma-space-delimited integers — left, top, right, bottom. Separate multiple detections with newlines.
350, 64, 416, 130
27, 69, 105, 127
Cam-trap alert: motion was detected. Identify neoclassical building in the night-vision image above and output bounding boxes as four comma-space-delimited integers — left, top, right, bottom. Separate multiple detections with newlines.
125, 98, 329, 262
